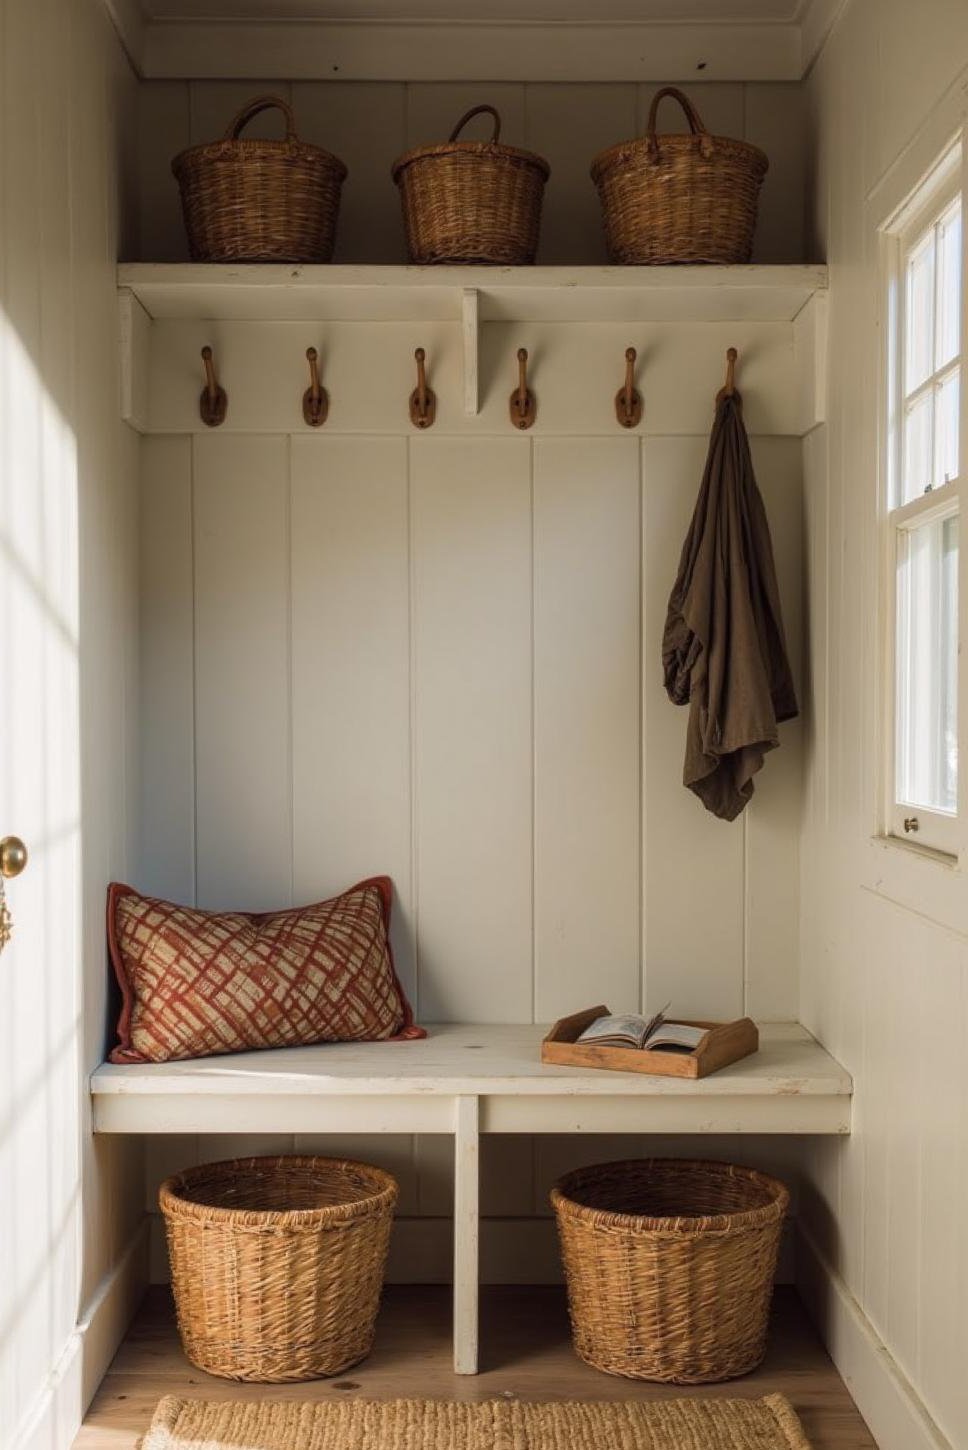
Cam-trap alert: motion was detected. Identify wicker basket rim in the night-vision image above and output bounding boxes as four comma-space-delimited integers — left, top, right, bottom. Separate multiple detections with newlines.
172, 140, 348, 180
159, 1154, 397, 1228
590, 133, 768, 182
551, 1158, 789, 1235
392, 141, 550, 182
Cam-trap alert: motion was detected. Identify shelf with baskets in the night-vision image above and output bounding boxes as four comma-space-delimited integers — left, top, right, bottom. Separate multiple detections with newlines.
119, 262, 827, 430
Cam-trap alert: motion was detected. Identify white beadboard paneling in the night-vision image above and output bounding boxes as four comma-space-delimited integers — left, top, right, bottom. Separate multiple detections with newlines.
290, 435, 415, 1000
414, 1135, 536, 1218
405, 83, 526, 151
293, 82, 408, 263
745, 83, 806, 264
137, 81, 190, 262
533, 437, 641, 1021
410, 436, 533, 1022
641, 434, 745, 1021
525, 84, 637, 265
139, 435, 196, 903
743, 436, 803, 1021
193, 433, 293, 911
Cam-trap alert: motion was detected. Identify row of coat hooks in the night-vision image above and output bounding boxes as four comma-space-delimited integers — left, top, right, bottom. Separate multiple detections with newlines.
199, 344, 740, 430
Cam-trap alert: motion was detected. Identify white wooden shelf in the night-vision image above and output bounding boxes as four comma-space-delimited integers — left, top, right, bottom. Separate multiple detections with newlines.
119, 263, 827, 324
119, 263, 828, 427
91, 1021, 849, 1134
92, 1021, 848, 1375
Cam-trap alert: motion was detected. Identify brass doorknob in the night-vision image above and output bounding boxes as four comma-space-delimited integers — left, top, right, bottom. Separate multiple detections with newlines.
0, 837, 28, 878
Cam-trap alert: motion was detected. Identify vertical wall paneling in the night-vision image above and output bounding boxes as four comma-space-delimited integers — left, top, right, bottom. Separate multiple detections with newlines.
641, 435, 746, 1020
410, 436, 533, 1022
139, 435, 195, 903
532, 437, 641, 1020
743, 437, 804, 1021
290, 435, 415, 996
193, 433, 292, 910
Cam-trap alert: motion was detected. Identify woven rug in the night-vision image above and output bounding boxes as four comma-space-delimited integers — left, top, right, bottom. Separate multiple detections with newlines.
143, 1394, 812, 1450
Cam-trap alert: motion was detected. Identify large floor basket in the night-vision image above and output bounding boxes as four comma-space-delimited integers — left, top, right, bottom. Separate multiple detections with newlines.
160, 1155, 397, 1381
551, 1159, 789, 1383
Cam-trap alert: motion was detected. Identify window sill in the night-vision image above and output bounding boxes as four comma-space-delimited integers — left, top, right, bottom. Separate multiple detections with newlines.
862, 833, 968, 936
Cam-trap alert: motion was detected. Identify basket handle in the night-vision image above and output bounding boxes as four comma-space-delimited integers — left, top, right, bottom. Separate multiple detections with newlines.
448, 105, 502, 144
223, 95, 298, 143
645, 86, 714, 159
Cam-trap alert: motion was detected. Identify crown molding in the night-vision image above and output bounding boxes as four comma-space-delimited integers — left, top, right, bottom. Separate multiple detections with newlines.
101, 1, 842, 82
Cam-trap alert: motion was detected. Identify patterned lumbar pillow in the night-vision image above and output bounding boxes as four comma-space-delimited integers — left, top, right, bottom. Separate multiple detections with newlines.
107, 876, 423, 1064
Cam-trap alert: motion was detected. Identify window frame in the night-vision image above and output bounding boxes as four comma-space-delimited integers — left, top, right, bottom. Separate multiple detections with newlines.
880, 142, 966, 859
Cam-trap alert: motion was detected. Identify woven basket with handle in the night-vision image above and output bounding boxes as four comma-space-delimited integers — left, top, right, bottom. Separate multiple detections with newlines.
591, 88, 768, 264
172, 96, 347, 263
160, 1155, 397, 1381
552, 1158, 788, 1383
392, 105, 550, 265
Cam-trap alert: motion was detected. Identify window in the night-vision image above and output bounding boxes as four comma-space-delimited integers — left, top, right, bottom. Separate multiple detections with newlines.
883, 146, 965, 854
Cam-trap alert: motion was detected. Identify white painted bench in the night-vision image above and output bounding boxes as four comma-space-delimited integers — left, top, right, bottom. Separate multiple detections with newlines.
91, 1021, 851, 1375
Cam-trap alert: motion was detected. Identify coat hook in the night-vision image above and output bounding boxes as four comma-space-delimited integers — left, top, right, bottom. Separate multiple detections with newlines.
303, 346, 329, 427
509, 347, 536, 430
717, 346, 740, 404
409, 347, 436, 429
199, 346, 227, 427
615, 346, 643, 428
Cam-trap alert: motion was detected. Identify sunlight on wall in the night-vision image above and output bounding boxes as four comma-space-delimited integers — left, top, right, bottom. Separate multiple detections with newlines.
0, 306, 82, 1447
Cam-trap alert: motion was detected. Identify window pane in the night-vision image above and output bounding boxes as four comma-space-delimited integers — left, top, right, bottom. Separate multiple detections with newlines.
935, 367, 960, 486
903, 389, 933, 501
896, 513, 959, 814
936, 202, 962, 370
906, 231, 936, 393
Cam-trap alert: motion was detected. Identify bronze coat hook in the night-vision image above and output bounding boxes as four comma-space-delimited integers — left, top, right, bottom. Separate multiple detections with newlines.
303, 346, 329, 427
615, 347, 643, 428
199, 346, 227, 427
409, 347, 436, 429
716, 346, 740, 406
509, 347, 536, 430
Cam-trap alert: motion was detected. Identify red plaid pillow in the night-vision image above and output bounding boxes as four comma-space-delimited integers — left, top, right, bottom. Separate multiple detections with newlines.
108, 876, 423, 1064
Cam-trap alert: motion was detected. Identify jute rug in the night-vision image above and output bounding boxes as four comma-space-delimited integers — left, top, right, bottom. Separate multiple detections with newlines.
143, 1394, 812, 1450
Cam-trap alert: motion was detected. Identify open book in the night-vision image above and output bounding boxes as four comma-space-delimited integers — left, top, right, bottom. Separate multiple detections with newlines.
576, 1007, 706, 1054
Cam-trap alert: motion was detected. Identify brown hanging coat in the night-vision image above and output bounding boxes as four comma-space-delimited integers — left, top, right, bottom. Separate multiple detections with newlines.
662, 393, 798, 821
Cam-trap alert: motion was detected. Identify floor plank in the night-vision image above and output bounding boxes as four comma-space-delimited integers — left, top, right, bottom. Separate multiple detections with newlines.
75, 1285, 877, 1450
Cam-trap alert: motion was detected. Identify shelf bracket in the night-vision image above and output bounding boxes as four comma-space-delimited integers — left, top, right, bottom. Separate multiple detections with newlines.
462, 287, 479, 417
118, 288, 152, 434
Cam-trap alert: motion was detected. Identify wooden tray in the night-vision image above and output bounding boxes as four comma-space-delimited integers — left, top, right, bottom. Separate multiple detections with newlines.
541, 1004, 759, 1079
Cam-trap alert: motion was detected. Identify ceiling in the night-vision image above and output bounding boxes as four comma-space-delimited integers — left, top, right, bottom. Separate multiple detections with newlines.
140, 0, 806, 17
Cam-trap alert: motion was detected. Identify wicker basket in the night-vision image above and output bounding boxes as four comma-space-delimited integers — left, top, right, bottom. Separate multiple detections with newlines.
591, 88, 768, 264
392, 105, 550, 265
160, 1155, 397, 1381
551, 1159, 789, 1383
171, 96, 347, 263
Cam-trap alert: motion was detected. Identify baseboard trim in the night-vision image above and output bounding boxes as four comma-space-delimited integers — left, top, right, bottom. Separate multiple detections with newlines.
11, 1219, 150, 1450
797, 1224, 952, 1450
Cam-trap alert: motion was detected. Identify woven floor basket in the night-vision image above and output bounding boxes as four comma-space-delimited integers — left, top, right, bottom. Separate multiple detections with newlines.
171, 96, 347, 263
160, 1155, 397, 1382
591, 87, 768, 264
392, 105, 550, 265
551, 1159, 789, 1383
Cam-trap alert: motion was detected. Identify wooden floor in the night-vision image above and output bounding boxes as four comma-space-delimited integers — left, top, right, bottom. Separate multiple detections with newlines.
75, 1285, 876, 1450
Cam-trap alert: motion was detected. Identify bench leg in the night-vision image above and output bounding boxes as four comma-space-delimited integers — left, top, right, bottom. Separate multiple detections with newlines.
453, 1094, 479, 1374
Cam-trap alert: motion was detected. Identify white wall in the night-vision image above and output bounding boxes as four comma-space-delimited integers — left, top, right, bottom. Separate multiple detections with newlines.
135, 79, 807, 266
798, 5, 968, 1449
136, 309, 808, 1275
0, 2, 143, 1446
